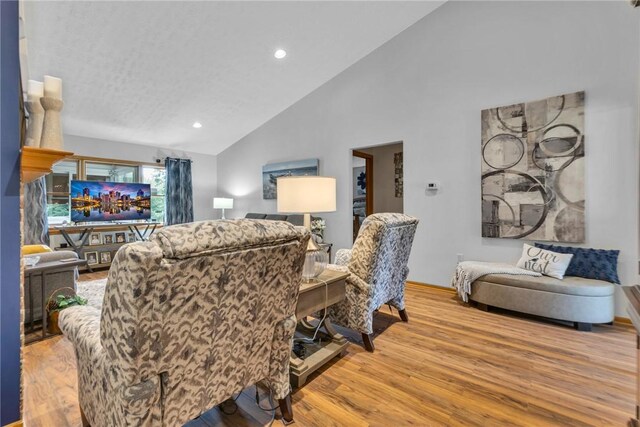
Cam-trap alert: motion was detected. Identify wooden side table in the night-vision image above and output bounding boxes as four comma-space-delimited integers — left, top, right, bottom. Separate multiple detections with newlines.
290, 268, 349, 388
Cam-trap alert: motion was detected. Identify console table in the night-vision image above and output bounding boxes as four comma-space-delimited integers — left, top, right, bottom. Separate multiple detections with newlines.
290, 268, 349, 388
54, 221, 161, 271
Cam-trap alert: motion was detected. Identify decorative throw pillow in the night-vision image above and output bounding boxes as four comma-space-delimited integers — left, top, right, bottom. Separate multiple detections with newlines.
535, 243, 620, 284
516, 244, 573, 279
22, 244, 53, 255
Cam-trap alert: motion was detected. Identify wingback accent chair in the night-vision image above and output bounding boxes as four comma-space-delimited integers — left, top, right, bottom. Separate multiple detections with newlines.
328, 213, 419, 352
59, 219, 310, 426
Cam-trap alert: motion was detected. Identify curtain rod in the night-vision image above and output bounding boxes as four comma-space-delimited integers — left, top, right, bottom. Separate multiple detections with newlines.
155, 157, 194, 164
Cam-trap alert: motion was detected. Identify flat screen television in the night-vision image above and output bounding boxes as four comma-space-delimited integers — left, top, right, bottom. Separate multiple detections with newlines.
70, 180, 152, 223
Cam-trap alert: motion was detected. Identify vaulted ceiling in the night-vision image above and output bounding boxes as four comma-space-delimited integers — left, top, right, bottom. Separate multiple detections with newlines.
24, 1, 443, 155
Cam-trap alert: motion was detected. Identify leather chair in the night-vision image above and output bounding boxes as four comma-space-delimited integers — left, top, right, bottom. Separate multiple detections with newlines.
328, 213, 418, 352
59, 219, 309, 426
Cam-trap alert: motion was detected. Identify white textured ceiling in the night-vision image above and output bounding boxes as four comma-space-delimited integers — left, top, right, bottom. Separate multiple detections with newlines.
24, 1, 443, 156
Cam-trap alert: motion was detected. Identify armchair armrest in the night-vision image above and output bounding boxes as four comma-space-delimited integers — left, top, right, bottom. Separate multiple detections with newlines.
59, 306, 161, 423
30, 250, 79, 263
331, 250, 370, 293
347, 272, 371, 294
59, 305, 103, 354
335, 249, 352, 266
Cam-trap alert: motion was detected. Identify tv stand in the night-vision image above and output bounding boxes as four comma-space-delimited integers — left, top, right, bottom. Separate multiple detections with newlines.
126, 222, 159, 241
54, 222, 161, 272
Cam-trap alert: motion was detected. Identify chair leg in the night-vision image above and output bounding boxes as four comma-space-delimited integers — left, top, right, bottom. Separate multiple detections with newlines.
278, 393, 293, 423
398, 309, 409, 322
362, 333, 375, 352
80, 406, 90, 427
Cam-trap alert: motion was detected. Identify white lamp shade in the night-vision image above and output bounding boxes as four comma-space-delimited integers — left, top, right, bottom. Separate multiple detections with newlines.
277, 176, 336, 213
213, 197, 233, 209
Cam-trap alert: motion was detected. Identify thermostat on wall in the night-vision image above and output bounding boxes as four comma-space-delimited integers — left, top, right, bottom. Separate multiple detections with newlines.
426, 181, 440, 191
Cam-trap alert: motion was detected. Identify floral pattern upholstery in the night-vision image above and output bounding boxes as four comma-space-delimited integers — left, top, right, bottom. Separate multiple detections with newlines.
59, 219, 309, 427
328, 213, 419, 335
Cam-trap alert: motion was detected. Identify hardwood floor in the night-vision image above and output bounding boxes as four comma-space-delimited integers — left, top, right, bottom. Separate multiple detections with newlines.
23, 273, 636, 426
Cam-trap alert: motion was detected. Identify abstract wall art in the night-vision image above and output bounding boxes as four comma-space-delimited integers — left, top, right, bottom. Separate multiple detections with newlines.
394, 152, 403, 198
481, 91, 585, 242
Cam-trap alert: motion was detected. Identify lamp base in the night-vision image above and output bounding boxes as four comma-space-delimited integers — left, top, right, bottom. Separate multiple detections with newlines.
302, 240, 328, 282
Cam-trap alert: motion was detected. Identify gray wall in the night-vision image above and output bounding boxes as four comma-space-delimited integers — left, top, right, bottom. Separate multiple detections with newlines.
64, 134, 218, 221
359, 142, 404, 214
216, 1, 640, 315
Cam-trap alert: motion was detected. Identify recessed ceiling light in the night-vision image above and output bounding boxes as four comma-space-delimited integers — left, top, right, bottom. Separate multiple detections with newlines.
192, 122, 202, 129
274, 49, 287, 59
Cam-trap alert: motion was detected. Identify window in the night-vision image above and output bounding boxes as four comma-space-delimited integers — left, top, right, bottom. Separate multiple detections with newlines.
45, 160, 78, 224
142, 166, 166, 223
85, 162, 138, 182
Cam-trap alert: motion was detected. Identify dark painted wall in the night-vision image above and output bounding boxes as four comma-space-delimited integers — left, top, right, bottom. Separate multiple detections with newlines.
1, 0, 23, 424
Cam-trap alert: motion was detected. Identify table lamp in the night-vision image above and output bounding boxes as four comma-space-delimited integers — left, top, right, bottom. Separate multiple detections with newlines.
277, 176, 336, 281
213, 197, 233, 219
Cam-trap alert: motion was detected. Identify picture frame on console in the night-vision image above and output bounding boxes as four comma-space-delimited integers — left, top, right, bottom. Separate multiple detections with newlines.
89, 233, 102, 246
99, 251, 112, 264
115, 232, 126, 243
85, 251, 98, 265
103, 234, 114, 245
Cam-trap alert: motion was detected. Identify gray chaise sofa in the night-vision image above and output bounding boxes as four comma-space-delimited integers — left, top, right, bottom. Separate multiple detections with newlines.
244, 213, 320, 226
470, 274, 615, 331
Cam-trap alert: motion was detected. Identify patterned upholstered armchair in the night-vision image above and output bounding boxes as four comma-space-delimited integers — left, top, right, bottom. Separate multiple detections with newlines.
59, 220, 309, 426
328, 213, 418, 352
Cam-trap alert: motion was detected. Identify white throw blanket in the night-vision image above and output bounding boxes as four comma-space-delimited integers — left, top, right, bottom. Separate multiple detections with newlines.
451, 261, 541, 302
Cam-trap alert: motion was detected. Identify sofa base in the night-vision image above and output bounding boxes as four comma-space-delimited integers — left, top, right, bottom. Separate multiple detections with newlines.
574, 322, 592, 332
470, 280, 614, 325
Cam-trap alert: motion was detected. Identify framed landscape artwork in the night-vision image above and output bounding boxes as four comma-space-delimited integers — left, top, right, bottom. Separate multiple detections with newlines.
262, 159, 319, 199
481, 91, 585, 242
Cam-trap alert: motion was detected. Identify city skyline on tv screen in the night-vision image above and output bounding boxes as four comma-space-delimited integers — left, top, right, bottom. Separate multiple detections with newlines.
70, 180, 152, 223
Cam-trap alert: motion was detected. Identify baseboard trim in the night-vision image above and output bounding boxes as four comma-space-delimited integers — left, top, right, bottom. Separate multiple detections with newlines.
406, 281, 456, 293
614, 316, 632, 326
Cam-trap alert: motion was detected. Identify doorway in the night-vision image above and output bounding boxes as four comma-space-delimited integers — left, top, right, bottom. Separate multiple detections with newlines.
351, 141, 404, 241
352, 150, 373, 241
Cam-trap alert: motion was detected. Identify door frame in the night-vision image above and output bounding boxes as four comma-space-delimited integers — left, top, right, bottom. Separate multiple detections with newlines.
352, 150, 374, 216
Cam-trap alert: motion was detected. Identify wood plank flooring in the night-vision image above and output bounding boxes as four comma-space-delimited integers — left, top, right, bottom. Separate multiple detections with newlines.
23, 273, 636, 426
